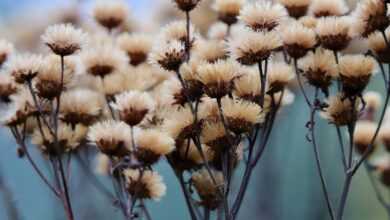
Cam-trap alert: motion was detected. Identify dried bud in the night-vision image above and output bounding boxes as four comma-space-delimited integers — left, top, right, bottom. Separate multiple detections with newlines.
123, 169, 166, 200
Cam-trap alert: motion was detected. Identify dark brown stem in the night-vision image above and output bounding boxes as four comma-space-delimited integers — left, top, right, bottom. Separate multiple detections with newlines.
336, 126, 347, 171
308, 89, 335, 220
258, 61, 266, 108
293, 58, 311, 107
9, 127, 61, 197
185, 11, 191, 62
177, 172, 197, 220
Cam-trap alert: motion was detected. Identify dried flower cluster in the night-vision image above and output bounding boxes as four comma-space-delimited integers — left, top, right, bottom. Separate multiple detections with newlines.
2, 0, 390, 220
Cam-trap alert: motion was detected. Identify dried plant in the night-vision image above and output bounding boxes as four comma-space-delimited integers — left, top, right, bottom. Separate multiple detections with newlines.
1, 0, 390, 220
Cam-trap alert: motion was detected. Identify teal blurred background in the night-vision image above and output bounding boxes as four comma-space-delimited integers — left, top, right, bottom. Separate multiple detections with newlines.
0, 0, 388, 220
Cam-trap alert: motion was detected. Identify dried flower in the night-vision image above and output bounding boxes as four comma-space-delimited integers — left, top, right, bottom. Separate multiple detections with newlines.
360, 91, 382, 121
221, 97, 264, 134
367, 28, 390, 63
239, 1, 288, 31
208, 22, 229, 41
35, 55, 76, 100
163, 106, 200, 143
353, 0, 389, 37
88, 120, 132, 157
233, 66, 261, 103
299, 16, 318, 29
201, 121, 230, 152
41, 23, 87, 56
338, 54, 376, 97
353, 120, 378, 155
175, 140, 214, 169
299, 48, 337, 95
180, 61, 204, 101
82, 44, 128, 78
282, 22, 316, 58
323, 94, 358, 126
277, 0, 311, 18
0, 39, 14, 68
99, 72, 128, 98
2, 91, 35, 127
197, 60, 238, 99
159, 20, 196, 44
32, 123, 86, 155
123, 169, 166, 200
213, 0, 245, 25
193, 40, 228, 63
309, 0, 348, 17
117, 33, 152, 66
191, 169, 224, 210
9, 54, 43, 84
93, 0, 128, 30
316, 16, 353, 51
229, 30, 282, 65
149, 40, 186, 72
135, 129, 175, 165
173, 0, 201, 12
267, 62, 294, 94
60, 89, 103, 127
112, 90, 155, 126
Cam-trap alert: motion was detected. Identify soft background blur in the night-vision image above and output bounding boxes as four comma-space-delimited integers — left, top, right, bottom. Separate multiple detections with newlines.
0, 0, 387, 219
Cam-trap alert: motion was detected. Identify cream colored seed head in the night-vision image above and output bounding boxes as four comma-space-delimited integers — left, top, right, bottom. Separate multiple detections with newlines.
9, 54, 43, 84
113, 90, 155, 126
208, 22, 229, 41
278, 0, 311, 7
363, 91, 382, 111
367, 28, 390, 54
178, 140, 214, 164
41, 23, 87, 56
267, 62, 295, 93
353, 120, 378, 148
239, 1, 288, 31
32, 123, 84, 154
88, 120, 132, 156
213, 0, 246, 25
339, 54, 376, 78
233, 66, 261, 101
197, 60, 239, 98
229, 29, 282, 65
282, 22, 316, 58
93, 0, 128, 30
82, 44, 128, 78
191, 169, 224, 209
299, 16, 318, 29
159, 20, 196, 43
136, 129, 175, 156
221, 97, 264, 131
193, 40, 227, 63
123, 169, 166, 201
353, 0, 388, 37
149, 40, 185, 72
60, 88, 104, 126
163, 106, 194, 139
117, 33, 153, 66
309, 0, 348, 17
323, 94, 358, 126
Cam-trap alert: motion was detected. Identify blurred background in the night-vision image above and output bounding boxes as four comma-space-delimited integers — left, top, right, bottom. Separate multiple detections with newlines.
0, 0, 388, 219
